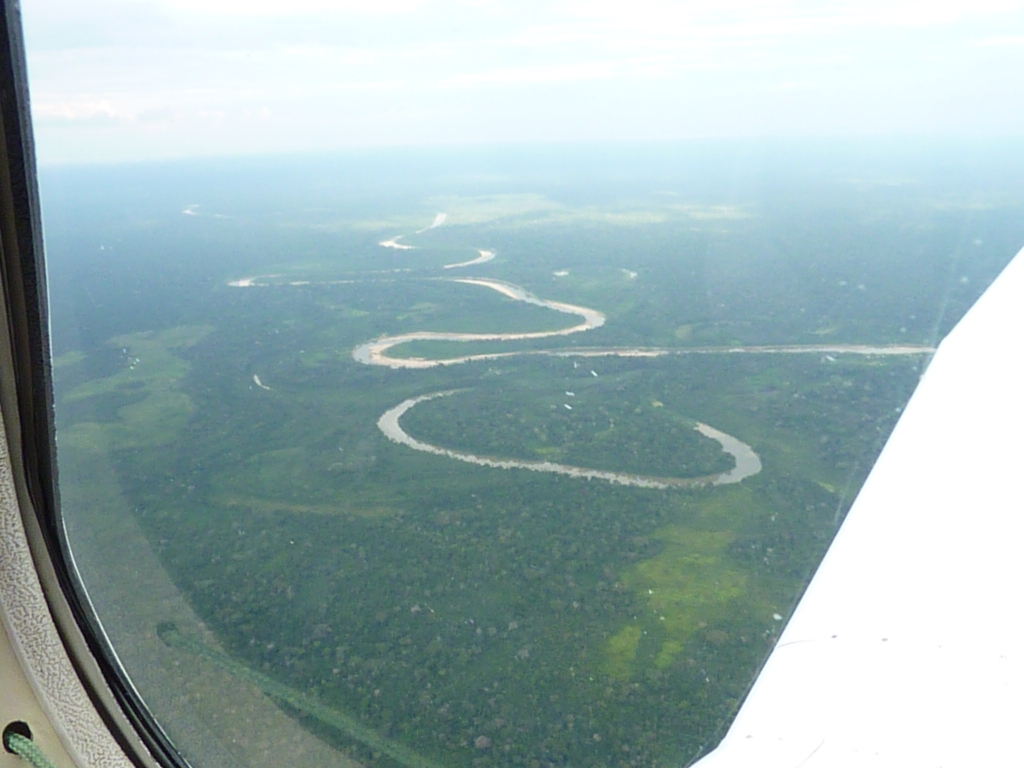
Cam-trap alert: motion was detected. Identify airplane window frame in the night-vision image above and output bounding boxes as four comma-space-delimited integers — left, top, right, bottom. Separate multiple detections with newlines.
8, 1, 1021, 767
0, 3, 187, 767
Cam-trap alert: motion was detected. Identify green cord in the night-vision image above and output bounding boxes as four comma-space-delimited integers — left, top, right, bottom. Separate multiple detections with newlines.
4, 733, 58, 768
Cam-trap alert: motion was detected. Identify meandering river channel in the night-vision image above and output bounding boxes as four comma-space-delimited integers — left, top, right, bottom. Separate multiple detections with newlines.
378, 392, 762, 489
233, 220, 934, 489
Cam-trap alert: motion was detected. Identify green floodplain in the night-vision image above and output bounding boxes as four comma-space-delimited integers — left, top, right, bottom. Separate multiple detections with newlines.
44, 144, 1024, 768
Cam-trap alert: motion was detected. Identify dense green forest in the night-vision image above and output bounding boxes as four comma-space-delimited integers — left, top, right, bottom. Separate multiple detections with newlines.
45, 145, 1024, 768
400, 373, 736, 480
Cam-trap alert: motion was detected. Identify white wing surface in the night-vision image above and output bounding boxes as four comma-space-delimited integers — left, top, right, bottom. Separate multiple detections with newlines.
693, 246, 1024, 768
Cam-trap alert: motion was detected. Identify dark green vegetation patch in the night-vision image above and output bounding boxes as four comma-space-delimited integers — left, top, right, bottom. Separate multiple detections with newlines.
46, 145, 1024, 768
400, 367, 735, 479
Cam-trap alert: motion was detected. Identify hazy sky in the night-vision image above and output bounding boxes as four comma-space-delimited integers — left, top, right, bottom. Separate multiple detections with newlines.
21, 0, 1024, 165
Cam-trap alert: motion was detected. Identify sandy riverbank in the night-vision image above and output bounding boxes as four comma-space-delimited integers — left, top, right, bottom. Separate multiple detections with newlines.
416, 213, 448, 233
380, 236, 415, 250
351, 276, 933, 369
352, 278, 606, 368
444, 249, 495, 269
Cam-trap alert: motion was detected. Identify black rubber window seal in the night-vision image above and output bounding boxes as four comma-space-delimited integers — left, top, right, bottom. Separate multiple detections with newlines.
0, 3, 192, 768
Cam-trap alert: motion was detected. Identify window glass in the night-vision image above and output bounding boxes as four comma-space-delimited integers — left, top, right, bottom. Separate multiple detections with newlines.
25, 2, 1024, 767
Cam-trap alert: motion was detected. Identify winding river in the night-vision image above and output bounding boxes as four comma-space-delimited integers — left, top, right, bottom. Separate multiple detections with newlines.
444, 249, 495, 270
378, 392, 762, 489
354, 274, 763, 487
231, 215, 935, 489
352, 278, 605, 368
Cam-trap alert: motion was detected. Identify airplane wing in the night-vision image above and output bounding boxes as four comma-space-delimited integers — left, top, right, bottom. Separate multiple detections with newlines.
693, 246, 1024, 768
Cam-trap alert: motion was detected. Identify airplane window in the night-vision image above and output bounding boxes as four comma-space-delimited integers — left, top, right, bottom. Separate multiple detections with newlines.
20, 1, 1024, 767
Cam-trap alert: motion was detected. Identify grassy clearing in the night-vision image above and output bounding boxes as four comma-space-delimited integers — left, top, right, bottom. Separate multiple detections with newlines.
58, 325, 212, 452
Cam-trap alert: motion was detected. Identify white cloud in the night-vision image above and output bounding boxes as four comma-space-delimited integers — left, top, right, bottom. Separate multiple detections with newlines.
969, 34, 1024, 45
20, 0, 1024, 163
441, 60, 617, 87
152, 0, 426, 16
33, 97, 141, 122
